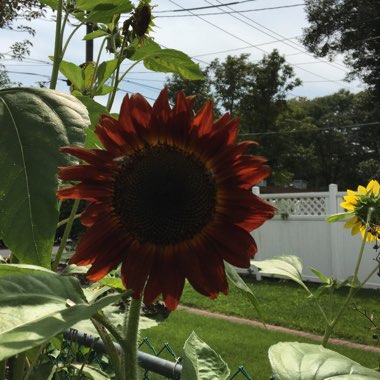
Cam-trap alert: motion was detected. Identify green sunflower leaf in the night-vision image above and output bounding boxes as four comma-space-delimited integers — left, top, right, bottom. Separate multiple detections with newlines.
0, 264, 54, 277
76, 0, 131, 11
325, 212, 353, 223
39, 0, 58, 10
59, 61, 84, 91
224, 262, 263, 321
182, 331, 230, 380
252, 256, 309, 292
96, 59, 119, 88
268, 342, 380, 379
83, 29, 109, 41
0, 88, 88, 267
126, 39, 204, 80
309, 267, 330, 284
77, 0, 133, 23
0, 272, 125, 360
75, 96, 107, 148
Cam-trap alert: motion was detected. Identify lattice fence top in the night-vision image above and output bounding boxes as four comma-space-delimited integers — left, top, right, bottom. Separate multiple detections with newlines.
265, 196, 327, 216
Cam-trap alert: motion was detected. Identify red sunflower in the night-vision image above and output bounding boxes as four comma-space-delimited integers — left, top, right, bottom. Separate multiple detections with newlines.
57, 88, 275, 310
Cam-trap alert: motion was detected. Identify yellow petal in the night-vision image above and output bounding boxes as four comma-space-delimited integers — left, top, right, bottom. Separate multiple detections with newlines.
347, 189, 357, 197
343, 195, 358, 204
351, 222, 361, 235
369, 180, 380, 195
340, 202, 355, 211
344, 216, 358, 228
357, 185, 366, 195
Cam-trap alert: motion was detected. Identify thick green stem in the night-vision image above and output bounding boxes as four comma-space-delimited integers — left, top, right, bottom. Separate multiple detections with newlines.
61, 22, 83, 59
0, 360, 6, 380
122, 298, 142, 380
90, 37, 107, 97
52, 199, 80, 271
92, 317, 123, 380
50, 0, 64, 89
56, 212, 82, 228
12, 353, 26, 380
322, 212, 372, 346
92, 312, 125, 348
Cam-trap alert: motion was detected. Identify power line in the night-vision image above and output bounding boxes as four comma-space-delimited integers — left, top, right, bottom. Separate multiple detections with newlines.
155, 0, 260, 13
192, 36, 301, 58
118, 87, 157, 102
157, 3, 305, 17
207, 0, 348, 72
239, 121, 380, 137
201, 0, 357, 90
169, 0, 353, 91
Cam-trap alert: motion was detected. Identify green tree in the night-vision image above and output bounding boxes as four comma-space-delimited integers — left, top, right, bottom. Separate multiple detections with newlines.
165, 68, 216, 113
209, 53, 255, 115
238, 50, 301, 186
301, 0, 380, 96
287, 90, 380, 189
0, 1, 46, 87
0, 0, 45, 28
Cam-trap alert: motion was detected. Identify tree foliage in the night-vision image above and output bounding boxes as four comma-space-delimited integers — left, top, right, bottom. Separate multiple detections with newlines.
0, 0, 45, 28
302, 0, 380, 96
165, 68, 215, 113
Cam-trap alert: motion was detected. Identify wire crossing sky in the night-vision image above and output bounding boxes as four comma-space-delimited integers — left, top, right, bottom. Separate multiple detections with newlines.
0, 0, 365, 111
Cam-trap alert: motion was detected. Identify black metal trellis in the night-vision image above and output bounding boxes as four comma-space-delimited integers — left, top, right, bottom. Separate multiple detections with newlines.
63, 329, 256, 379
63, 329, 182, 379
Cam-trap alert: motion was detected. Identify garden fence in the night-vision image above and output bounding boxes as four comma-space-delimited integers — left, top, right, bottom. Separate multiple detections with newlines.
62, 329, 256, 379
250, 184, 380, 288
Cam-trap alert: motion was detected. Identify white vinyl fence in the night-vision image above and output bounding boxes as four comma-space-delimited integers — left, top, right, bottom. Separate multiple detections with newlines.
250, 184, 380, 289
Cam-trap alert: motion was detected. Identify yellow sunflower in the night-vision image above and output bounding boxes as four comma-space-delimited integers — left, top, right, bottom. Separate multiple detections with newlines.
341, 180, 380, 242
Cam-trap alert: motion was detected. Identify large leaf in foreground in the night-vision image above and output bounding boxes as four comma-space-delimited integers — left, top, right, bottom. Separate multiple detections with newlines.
0, 272, 124, 360
252, 255, 309, 291
181, 331, 229, 380
0, 88, 88, 267
269, 342, 380, 379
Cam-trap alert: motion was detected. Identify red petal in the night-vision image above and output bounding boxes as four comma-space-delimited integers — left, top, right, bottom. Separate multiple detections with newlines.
57, 183, 112, 202
211, 115, 239, 146
178, 239, 227, 297
95, 124, 125, 156
119, 94, 137, 134
85, 232, 135, 282
58, 165, 115, 182
151, 88, 171, 143
129, 93, 152, 130
120, 242, 155, 299
207, 223, 257, 267
80, 202, 108, 227
68, 215, 121, 265
159, 247, 185, 310
143, 269, 161, 305
60, 147, 114, 164
192, 100, 213, 137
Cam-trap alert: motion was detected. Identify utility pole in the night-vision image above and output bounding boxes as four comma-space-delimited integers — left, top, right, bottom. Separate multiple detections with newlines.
85, 19, 93, 62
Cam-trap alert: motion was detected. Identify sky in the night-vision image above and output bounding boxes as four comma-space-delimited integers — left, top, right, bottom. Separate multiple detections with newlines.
0, 0, 366, 112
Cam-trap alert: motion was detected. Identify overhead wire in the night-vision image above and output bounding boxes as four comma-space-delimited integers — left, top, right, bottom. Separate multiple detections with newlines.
155, 0, 261, 13
239, 121, 380, 137
157, 3, 305, 17
207, 0, 348, 72
168, 0, 356, 91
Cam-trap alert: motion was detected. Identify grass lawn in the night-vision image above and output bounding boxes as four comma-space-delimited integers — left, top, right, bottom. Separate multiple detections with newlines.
142, 310, 380, 380
179, 277, 380, 345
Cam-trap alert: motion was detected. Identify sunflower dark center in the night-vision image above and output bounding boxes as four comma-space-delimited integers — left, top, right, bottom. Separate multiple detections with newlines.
113, 144, 217, 245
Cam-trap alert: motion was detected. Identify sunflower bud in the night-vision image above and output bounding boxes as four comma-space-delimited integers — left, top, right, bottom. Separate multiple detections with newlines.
132, 3, 152, 38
